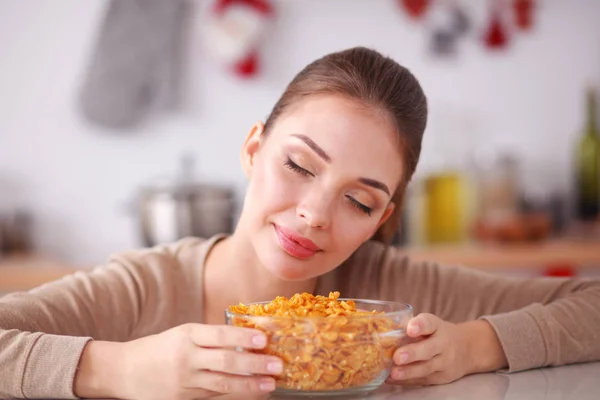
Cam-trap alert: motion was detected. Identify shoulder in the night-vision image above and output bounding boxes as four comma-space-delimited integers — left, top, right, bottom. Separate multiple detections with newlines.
109, 235, 221, 264
101, 235, 225, 283
345, 240, 412, 273
323, 241, 414, 299
341, 241, 472, 297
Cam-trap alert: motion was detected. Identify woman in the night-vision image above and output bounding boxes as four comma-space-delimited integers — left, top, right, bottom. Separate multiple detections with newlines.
1, 47, 599, 400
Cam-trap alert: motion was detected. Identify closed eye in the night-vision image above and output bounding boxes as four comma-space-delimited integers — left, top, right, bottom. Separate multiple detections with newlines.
284, 157, 313, 177
285, 157, 372, 216
346, 195, 372, 216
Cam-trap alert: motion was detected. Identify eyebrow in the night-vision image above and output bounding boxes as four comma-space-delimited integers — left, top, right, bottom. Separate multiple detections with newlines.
291, 133, 391, 196
359, 178, 390, 196
291, 134, 331, 162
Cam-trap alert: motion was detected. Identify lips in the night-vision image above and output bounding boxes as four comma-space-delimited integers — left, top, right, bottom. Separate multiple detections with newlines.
273, 224, 321, 259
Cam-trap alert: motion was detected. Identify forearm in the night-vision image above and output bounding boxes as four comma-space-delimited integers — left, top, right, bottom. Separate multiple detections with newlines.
0, 330, 92, 399
459, 320, 508, 374
74, 341, 128, 399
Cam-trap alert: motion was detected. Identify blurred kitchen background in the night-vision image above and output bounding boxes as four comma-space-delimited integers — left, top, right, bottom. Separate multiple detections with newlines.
1, 0, 600, 293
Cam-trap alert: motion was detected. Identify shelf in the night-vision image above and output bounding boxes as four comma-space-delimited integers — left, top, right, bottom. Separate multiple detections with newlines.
403, 239, 600, 270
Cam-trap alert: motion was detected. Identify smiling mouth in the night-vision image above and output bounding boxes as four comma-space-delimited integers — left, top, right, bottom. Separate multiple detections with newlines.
273, 224, 321, 260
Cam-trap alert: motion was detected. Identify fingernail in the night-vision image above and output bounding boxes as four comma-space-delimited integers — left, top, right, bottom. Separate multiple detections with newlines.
260, 379, 276, 391
409, 325, 420, 336
399, 352, 409, 364
267, 360, 283, 374
252, 335, 267, 348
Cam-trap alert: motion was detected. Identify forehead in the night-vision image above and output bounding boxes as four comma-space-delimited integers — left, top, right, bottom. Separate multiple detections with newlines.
268, 94, 404, 187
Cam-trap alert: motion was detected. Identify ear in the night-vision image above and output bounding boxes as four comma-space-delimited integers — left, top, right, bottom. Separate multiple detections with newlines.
240, 121, 265, 179
375, 202, 395, 231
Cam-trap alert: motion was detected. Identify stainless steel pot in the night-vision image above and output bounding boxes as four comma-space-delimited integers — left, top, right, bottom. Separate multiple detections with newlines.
137, 182, 234, 247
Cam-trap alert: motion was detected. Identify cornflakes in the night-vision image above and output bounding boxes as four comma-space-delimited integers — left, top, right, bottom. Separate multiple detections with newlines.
228, 292, 405, 391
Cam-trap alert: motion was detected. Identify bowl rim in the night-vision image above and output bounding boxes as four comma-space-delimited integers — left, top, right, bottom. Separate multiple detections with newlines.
224, 298, 413, 320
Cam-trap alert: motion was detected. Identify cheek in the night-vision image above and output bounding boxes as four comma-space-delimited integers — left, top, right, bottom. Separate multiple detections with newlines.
333, 214, 377, 250
248, 157, 298, 214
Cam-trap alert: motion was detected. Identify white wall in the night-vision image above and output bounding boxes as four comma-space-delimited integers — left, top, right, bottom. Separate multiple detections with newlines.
1, 0, 599, 265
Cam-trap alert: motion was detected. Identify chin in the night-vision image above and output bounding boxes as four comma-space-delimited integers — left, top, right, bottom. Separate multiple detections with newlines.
251, 233, 324, 281
260, 250, 320, 281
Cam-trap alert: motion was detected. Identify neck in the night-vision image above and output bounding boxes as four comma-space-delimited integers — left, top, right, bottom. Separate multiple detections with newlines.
205, 229, 318, 308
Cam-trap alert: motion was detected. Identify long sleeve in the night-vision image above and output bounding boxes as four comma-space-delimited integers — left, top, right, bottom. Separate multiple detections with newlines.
323, 241, 600, 373
0, 237, 209, 399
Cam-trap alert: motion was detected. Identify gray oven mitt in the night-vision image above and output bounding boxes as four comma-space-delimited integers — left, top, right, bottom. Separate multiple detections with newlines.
78, 0, 186, 130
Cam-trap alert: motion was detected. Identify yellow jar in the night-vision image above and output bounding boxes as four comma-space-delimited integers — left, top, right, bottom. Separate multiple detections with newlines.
424, 172, 468, 244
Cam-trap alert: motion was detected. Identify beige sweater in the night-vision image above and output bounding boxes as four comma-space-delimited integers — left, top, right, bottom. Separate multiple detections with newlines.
1, 235, 600, 399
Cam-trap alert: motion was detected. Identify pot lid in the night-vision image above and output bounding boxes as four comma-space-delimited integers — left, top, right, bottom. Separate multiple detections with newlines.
138, 153, 234, 199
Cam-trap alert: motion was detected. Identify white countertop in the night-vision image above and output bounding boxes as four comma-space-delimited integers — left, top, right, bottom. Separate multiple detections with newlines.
217, 361, 600, 400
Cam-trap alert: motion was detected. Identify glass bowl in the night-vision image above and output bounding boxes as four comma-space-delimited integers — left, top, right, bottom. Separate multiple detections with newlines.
225, 298, 413, 397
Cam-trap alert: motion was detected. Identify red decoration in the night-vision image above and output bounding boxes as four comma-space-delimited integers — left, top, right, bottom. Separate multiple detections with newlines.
234, 51, 259, 77
399, 0, 430, 20
213, 0, 272, 14
513, 0, 534, 30
544, 263, 576, 278
203, 0, 274, 78
484, 2, 508, 49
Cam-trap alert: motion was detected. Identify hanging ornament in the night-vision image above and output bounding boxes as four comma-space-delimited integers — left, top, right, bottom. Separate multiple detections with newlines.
399, 0, 431, 20
450, 4, 471, 37
427, 2, 459, 57
484, 0, 508, 49
513, 0, 534, 30
430, 29, 458, 56
202, 0, 274, 78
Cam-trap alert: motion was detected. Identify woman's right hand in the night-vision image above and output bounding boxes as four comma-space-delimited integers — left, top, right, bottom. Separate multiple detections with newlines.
74, 323, 283, 400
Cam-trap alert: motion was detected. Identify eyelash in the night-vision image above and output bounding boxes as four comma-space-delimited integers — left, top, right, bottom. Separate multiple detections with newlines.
347, 196, 372, 216
284, 157, 312, 176
284, 157, 373, 216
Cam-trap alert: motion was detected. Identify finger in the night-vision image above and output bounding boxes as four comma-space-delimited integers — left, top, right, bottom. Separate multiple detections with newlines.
195, 348, 283, 376
189, 370, 277, 393
393, 336, 443, 365
407, 313, 439, 337
386, 376, 429, 387
186, 388, 268, 400
386, 371, 448, 387
389, 356, 441, 381
187, 324, 268, 349
184, 387, 222, 398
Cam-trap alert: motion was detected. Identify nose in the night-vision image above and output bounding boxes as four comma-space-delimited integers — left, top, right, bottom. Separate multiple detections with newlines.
296, 189, 333, 230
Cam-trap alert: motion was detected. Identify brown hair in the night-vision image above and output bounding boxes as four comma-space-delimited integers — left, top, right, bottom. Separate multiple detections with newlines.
263, 47, 427, 245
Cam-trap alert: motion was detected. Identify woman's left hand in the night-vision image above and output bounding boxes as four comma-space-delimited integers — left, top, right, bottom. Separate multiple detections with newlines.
387, 313, 508, 386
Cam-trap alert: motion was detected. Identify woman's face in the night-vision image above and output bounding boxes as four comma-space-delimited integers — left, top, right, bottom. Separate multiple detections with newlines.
240, 94, 403, 281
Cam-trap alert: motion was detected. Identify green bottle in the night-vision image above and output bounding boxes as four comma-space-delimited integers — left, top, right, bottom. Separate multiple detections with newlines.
575, 87, 600, 220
